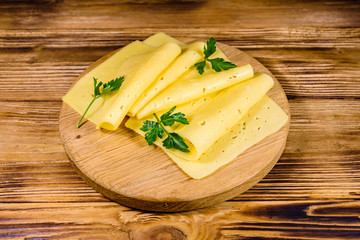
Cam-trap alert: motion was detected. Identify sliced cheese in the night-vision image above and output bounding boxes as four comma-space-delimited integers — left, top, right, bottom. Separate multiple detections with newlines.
143, 32, 185, 48
129, 42, 204, 116
126, 95, 288, 179
172, 73, 274, 160
168, 96, 288, 179
126, 73, 274, 161
136, 64, 254, 119
62, 40, 154, 125
64, 41, 181, 130
176, 44, 230, 82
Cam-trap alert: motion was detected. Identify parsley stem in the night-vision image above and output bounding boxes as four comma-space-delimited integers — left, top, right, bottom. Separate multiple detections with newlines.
153, 113, 170, 135
77, 96, 99, 128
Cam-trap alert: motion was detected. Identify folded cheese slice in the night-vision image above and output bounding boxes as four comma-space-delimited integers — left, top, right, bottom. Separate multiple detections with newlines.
167, 96, 288, 179
63, 40, 153, 125
126, 73, 274, 161
126, 95, 288, 179
129, 42, 205, 116
143, 32, 186, 48
136, 64, 254, 119
63, 41, 181, 130
172, 73, 274, 160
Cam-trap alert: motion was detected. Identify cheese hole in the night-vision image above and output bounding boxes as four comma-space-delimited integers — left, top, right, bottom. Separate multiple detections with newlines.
184, 66, 188, 70
160, 77, 164, 81
109, 114, 112, 117
200, 120, 206, 126
202, 88, 206, 93
267, 106, 270, 109
238, 109, 241, 114
258, 126, 261, 130
120, 106, 124, 110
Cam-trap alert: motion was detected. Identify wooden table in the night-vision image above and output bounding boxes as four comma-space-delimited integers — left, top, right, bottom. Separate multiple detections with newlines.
0, 1, 359, 239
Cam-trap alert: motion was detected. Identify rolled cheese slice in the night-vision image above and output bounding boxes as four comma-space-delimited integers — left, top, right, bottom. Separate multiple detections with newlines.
129, 42, 205, 116
63, 41, 181, 130
143, 32, 185, 48
62, 40, 154, 125
172, 73, 274, 160
136, 64, 254, 119
179, 43, 231, 81
97, 42, 181, 130
167, 96, 288, 179
126, 73, 274, 161
126, 95, 288, 179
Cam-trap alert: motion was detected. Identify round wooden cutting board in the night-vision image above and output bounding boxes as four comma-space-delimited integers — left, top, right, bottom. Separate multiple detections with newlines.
59, 42, 290, 212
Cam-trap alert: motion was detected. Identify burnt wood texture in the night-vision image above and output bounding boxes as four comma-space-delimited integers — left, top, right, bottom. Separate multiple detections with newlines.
0, 0, 359, 239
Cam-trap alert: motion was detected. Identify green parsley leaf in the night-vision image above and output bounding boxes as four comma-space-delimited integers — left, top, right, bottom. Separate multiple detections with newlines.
140, 107, 190, 152
144, 123, 164, 146
208, 58, 237, 72
194, 60, 206, 75
140, 120, 158, 132
194, 37, 237, 74
163, 132, 190, 152
161, 106, 189, 126
203, 37, 217, 59
102, 77, 124, 95
77, 76, 125, 128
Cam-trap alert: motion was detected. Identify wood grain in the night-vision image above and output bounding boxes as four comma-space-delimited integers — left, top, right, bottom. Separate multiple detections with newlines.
58, 43, 290, 212
1, 27, 359, 101
0, 0, 359, 238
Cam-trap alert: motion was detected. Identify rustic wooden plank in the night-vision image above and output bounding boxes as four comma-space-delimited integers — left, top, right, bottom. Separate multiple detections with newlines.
1, 27, 359, 49
0, 0, 359, 29
0, 99, 359, 204
0, 0, 359, 238
0, 201, 359, 239
0, 43, 359, 100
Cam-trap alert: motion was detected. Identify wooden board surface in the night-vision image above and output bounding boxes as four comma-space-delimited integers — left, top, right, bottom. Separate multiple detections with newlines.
59, 42, 290, 212
1, 0, 359, 238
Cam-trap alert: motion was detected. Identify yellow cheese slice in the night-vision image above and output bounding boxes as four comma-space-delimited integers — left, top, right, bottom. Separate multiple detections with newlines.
126, 73, 274, 161
126, 95, 288, 179
129, 42, 204, 116
174, 44, 230, 82
143, 32, 185, 48
63, 41, 181, 130
167, 95, 288, 179
136, 64, 254, 119
62, 40, 154, 124
172, 73, 274, 160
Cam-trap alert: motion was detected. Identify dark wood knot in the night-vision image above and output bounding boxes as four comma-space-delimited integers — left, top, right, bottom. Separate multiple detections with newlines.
140, 225, 186, 240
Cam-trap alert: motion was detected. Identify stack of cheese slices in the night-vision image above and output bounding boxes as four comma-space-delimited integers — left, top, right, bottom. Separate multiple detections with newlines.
63, 33, 288, 179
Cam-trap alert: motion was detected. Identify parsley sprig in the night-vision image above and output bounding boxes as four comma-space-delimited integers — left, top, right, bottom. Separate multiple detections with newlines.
77, 76, 125, 128
140, 106, 190, 152
194, 37, 237, 74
